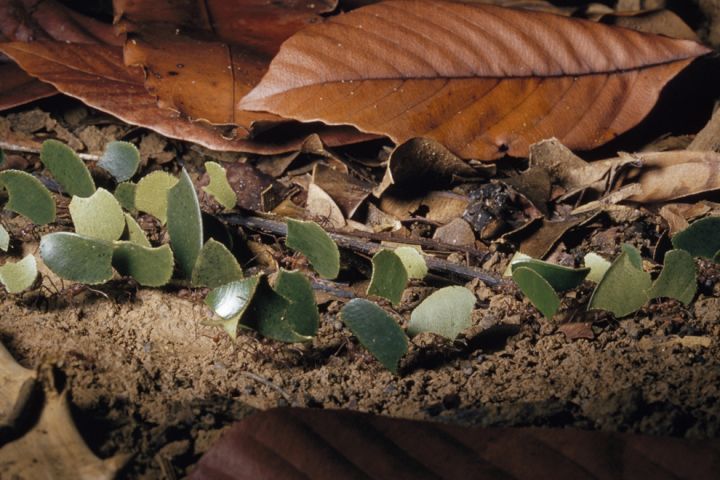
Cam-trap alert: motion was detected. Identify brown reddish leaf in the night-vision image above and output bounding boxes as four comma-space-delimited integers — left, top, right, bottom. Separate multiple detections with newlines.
379, 190, 469, 224
241, 0, 710, 160
312, 163, 371, 219
0, 62, 55, 110
191, 407, 720, 480
558, 322, 595, 341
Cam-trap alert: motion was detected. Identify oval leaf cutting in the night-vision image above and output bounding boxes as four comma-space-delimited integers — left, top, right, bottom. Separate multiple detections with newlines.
588, 244, 652, 318
191, 239, 243, 288
511, 259, 589, 292
340, 299, 408, 374
39, 232, 114, 284
167, 169, 203, 279
274, 269, 319, 337
394, 246, 428, 280
0, 170, 56, 225
69, 188, 125, 242
408, 286, 476, 340
202, 162, 237, 211
112, 242, 174, 287
647, 249, 697, 305
367, 250, 408, 305
40, 139, 95, 197
0, 225, 9, 252
671, 216, 720, 259
135, 171, 178, 223
98, 141, 140, 182
513, 266, 560, 320
0, 255, 38, 294
242, 0, 710, 160
286, 219, 340, 279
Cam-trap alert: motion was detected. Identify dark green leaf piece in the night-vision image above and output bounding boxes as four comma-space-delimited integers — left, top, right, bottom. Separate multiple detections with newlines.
672, 216, 720, 259
511, 259, 589, 291
191, 239, 243, 288
407, 286, 475, 339
115, 182, 137, 212
286, 219, 340, 279
40, 139, 95, 197
0, 170, 56, 224
647, 249, 697, 305
588, 244, 652, 318
112, 242, 173, 287
0, 225, 9, 252
513, 266, 560, 320
98, 141, 140, 182
274, 269, 319, 337
39, 232, 113, 284
367, 249, 408, 305
0, 255, 38, 293
167, 168, 203, 279
340, 298, 408, 374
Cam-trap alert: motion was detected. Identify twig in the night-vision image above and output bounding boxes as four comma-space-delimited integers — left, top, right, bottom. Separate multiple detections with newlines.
239, 371, 298, 407
220, 212, 503, 286
0, 140, 101, 161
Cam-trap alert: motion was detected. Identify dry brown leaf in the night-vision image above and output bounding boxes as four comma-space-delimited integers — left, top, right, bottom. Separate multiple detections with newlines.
659, 202, 712, 235
312, 163, 371, 218
0, 342, 35, 437
596, 10, 700, 41
379, 190, 469, 224
558, 322, 595, 341
433, 218, 476, 247
241, 0, 710, 160
0, 62, 55, 110
191, 407, 720, 480
306, 183, 346, 228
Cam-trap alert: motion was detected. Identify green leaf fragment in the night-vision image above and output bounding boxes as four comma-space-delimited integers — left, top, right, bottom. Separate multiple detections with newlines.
0, 170, 56, 224
647, 249, 697, 305
115, 182, 136, 212
286, 219, 340, 279
394, 246, 428, 280
511, 259, 589, 292
202, 161, 236, 210
167, 168, 203, 279
672, 216, 720, 259
98, 141, 140, 182
504, 252, 532, 277
0, 255, 38, 293
123, 213, 151, 247
69, 188, 125, 242
205, 275, 309, 342
39, 232, 113, 284
135, 171, 178, 223
584, 252, 611, 283
191, 239, 243, 288
274, 269, 319, 337
513, 266, 561, 320
112, 242, 173, 287
407, 286, 475, 339
340, 299, 408, 374
588, 244, 652, 318
40, 139, 95, 197
367, 249, 408, 305
0, 225, 9, 252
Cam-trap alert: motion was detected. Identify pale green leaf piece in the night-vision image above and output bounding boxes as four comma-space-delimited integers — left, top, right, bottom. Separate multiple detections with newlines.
69, 188, 125, 242
367, 249, 408, 305
394, 246, 428, 280
274, 269, 319, 337
584, 252, 611, 283
123, 213, 151, 247
407, 286, 475, 340
0, 170, 56, 225
286, 219, 340, 279
0, 255, 38, 293
588, 244, 652, 318
40, 139, 95, 197
39, 232, 113, 284
191, 239, 243, 288
647, 249, 697, 305
513, 266, 561, 320
112, 242, 173, 287
0, 225, 9, 252
134, 171, 178, 223
98, 141, 140, 182
167, 168, 203, 279
115, 182, 136, 212
672, 216, 720, 259
503, 252, 532, 277
340, 298, 408, 374
205, 275, 308, 342
202, 161, 236, 210
511, 259, 589, 292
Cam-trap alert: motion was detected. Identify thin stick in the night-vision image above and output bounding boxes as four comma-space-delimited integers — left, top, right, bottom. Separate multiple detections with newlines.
220, 212, 503, 287
240, 371, 298, 407
0, 140, 101, 161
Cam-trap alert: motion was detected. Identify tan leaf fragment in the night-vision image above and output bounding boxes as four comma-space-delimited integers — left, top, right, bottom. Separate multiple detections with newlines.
0, 342, 35, 435
306, 183, 346, 228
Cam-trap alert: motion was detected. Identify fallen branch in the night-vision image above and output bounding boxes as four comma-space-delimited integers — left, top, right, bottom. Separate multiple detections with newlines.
0, 140, 101, 162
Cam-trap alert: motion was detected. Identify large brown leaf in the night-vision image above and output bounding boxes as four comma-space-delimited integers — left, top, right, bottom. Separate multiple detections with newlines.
191, 407, 720, 479
0, 62, 55, 109
241, 0, 711, 160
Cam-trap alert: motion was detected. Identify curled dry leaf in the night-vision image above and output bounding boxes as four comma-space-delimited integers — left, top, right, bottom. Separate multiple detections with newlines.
312, 163, 371, 219
242, 0, 709, 160
306, 183, 346, 228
